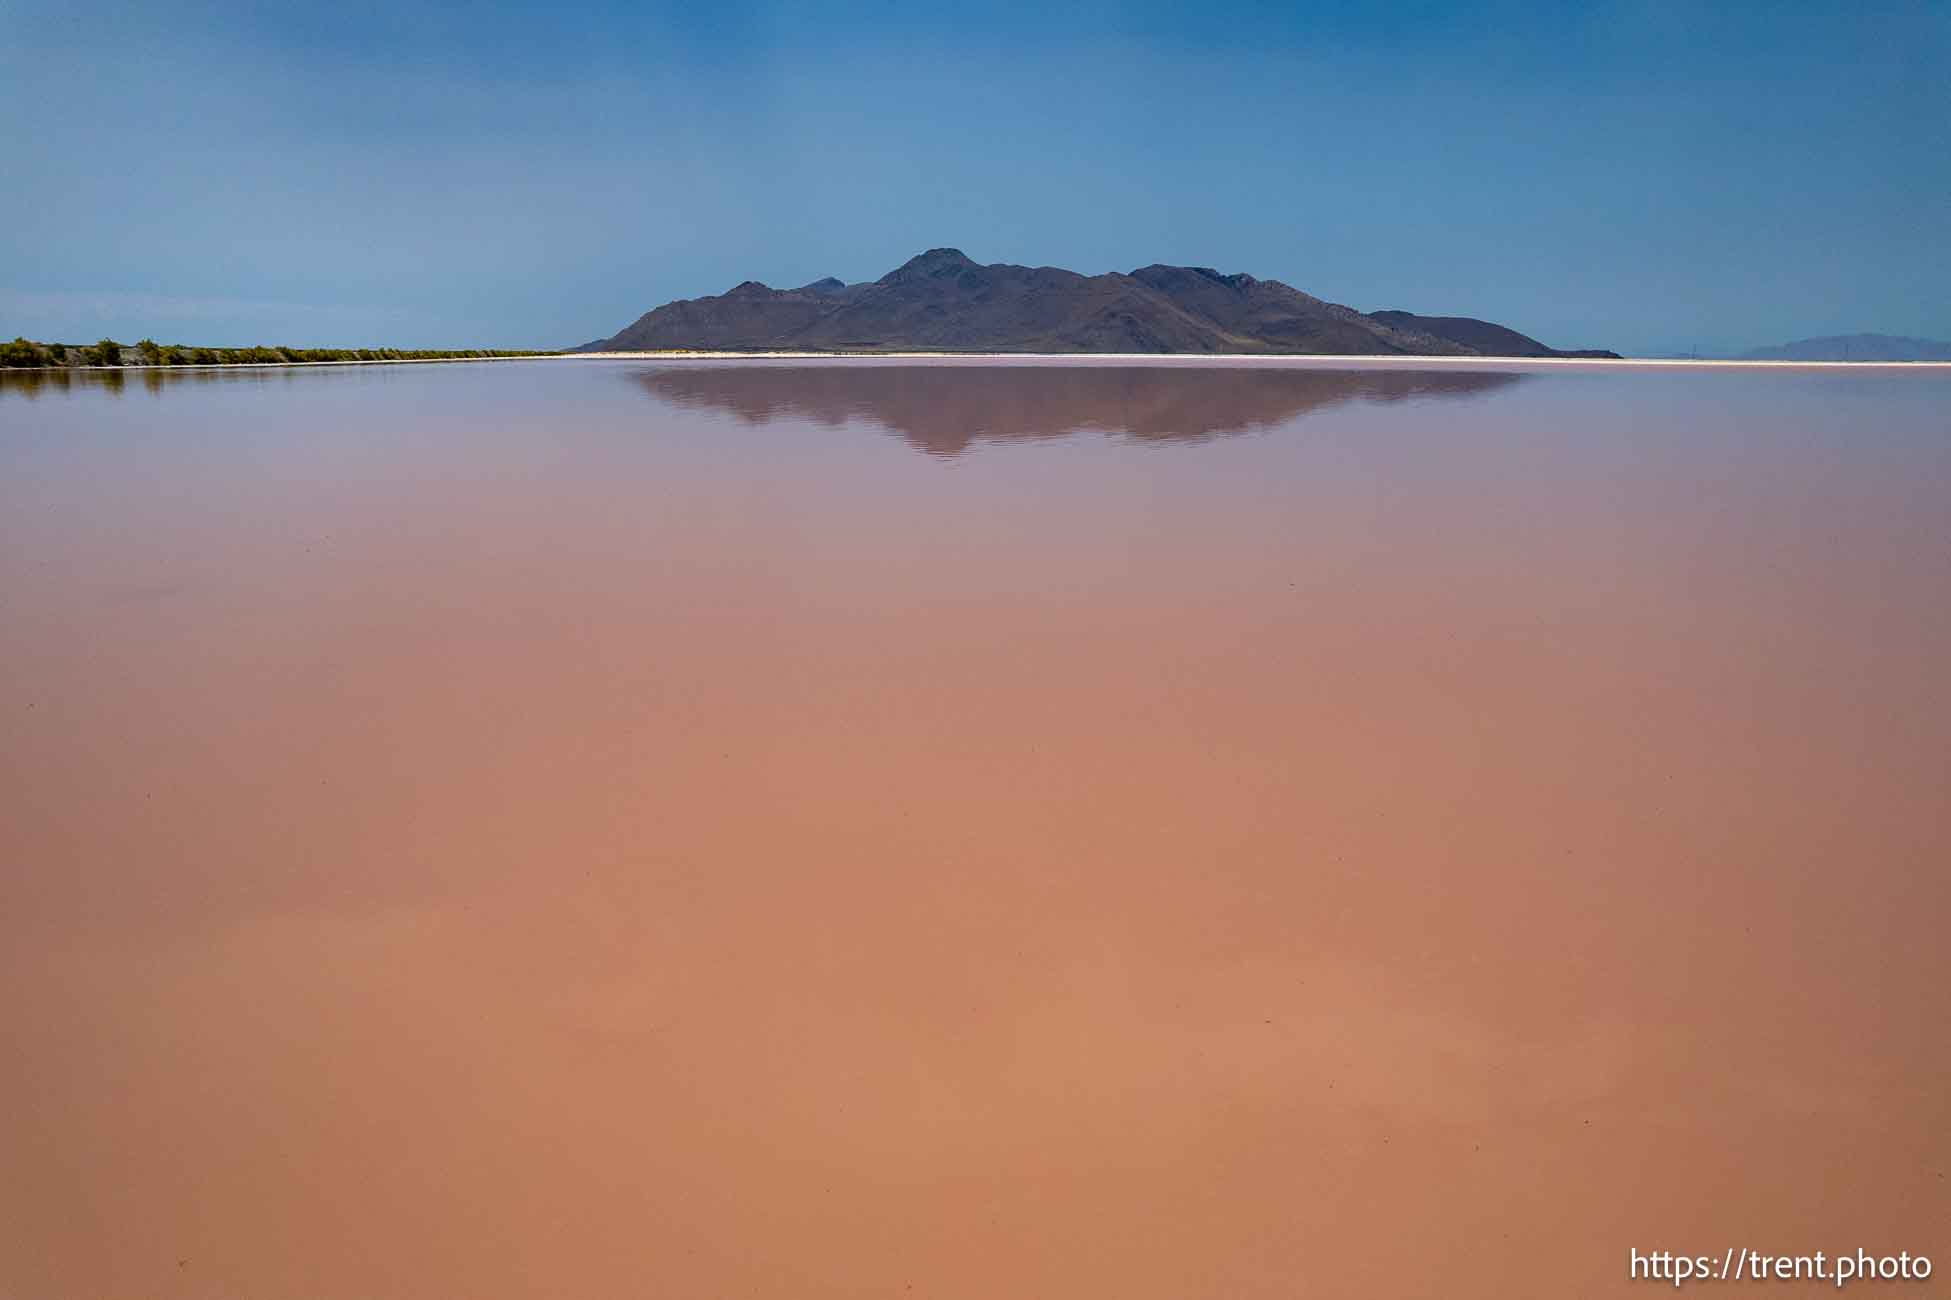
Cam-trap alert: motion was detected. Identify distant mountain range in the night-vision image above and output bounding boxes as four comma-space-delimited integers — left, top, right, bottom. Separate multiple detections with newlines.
579, 249, 1619, 357
1735, 334, 1951, 362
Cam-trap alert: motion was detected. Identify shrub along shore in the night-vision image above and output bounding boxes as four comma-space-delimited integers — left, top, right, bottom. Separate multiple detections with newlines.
2, 337, 560, 368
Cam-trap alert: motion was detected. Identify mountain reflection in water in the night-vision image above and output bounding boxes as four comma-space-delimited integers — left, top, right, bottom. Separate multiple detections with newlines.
634, 361, 1522, 455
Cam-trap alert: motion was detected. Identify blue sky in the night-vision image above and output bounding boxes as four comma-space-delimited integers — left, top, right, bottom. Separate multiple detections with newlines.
3, 0, 1946, 354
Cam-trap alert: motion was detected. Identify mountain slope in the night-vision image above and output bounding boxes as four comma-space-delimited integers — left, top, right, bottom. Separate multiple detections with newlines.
582, 250, 1604, 356
1368, 310, 1620, 359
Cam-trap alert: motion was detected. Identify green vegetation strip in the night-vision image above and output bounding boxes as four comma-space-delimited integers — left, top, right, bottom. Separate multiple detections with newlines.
2, 337, 559, 368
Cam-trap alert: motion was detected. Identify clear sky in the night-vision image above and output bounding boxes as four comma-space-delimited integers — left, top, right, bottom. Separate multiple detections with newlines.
4, 0, 1946, 355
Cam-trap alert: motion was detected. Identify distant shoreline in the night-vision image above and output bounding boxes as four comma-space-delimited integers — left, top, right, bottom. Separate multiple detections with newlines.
11, 354, 564, 372
9, 350, 1950, 373
563, 350, 1951, 369
0, 338, 561, 371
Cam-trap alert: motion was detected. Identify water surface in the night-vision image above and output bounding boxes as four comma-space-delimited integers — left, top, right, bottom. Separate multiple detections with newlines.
3, 358, 1947, 1298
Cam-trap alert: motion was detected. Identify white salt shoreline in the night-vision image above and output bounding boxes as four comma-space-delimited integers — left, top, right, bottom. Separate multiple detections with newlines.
565, 350, 1951, 369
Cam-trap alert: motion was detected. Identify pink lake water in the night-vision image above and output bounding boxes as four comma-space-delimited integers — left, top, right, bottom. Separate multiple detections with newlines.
2, 358, 1947, 1298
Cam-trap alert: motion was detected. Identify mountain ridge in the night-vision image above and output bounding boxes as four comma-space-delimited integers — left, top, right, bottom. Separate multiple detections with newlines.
578, 249, 1617, 357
